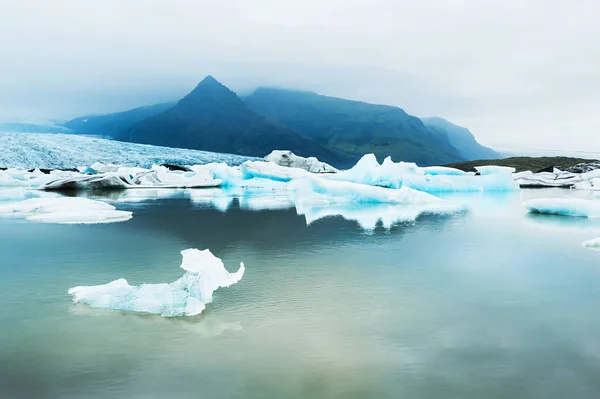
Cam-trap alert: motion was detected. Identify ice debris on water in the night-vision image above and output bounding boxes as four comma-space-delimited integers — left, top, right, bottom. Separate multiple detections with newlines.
0, 197, 132, 224
68, 249, 245, 317
583, 238, 600, 249
523, 198, 600, 218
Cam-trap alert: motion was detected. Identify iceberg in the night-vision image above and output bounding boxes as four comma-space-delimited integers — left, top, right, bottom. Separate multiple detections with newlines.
264, 150, 338, 173
68, 249, 245, 317
523, 198, 600, 218
327, 154, 518, 193
0, 197, 132, 224
475, 166, 516, 175
583, 238, 600, 249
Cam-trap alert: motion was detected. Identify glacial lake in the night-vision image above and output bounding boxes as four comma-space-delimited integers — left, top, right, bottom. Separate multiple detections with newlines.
1, 188, 600, 399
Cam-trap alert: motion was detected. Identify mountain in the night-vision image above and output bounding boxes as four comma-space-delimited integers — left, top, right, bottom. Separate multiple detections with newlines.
64, 102, 175, 138
121, 77, 354, 168
420, 117, 500, 161
243, 88, 465, 166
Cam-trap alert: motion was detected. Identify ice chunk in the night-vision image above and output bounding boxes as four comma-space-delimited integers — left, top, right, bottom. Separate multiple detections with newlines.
0, 197, 132, 224
264, 150, 338, 173
475, 166, 516, 175
68, 249, 245, 317
524, 198, 600, 218
583, 238, 600, 249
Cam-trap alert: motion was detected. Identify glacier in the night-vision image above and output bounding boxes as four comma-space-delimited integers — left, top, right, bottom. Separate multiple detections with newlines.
68, 249, 245, 317
523, 198, 600, 218
0, 197, 132, 224
0, 132, 256, 169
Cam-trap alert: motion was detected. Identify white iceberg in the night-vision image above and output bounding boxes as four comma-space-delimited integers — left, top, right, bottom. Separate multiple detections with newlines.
583, 238, 600, 249
68, 249, 245, 317
524, 198, 600, 218
0, 197, 132, 224
264, 150, 338, 173
475, 166, 516, 175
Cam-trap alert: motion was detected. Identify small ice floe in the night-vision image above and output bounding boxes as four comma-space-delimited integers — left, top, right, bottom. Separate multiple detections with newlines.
523, 198, 600, 218
0, 197, 132, 224
68, 249, 245, 317
583, 238, 600, 249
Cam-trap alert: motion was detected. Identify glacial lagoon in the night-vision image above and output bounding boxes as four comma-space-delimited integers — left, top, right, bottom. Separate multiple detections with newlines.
1, 188, 600, 398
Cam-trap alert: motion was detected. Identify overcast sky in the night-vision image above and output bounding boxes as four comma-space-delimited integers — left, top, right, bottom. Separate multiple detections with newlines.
1, 0, 599, 152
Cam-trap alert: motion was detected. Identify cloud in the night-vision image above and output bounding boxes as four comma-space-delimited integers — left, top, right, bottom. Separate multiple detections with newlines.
1, 0, 598, 151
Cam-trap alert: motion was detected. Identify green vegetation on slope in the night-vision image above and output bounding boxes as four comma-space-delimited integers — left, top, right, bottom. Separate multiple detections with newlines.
421, 117, 500, 161
243, 88, 465, 166
446, 156, 597, 173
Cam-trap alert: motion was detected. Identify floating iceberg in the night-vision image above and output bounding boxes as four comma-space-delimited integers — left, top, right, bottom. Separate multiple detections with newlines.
523, 198, 600, 218
40, 166, 222, 190
68, 249, 245, 317
264, 150, 338, 173
0, 197, 132, 224
583, 238, 600, 249
475, 166, 516, 175
327, 154, 518, 193
513, 170, 583, 188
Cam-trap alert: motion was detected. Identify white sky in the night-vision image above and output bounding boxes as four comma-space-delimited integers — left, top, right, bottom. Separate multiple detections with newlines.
1, 0, 599, 151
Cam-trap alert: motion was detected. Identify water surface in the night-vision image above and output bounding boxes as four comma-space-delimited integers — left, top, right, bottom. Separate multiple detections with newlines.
1, 188, 600, 399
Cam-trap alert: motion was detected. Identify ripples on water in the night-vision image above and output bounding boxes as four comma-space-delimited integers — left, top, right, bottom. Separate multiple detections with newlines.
1, 188, 600, 398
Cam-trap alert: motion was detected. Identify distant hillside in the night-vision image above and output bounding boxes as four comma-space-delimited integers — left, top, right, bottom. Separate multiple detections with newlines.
64, 102, 175, 138
122, 77, 355, 168
243, 88, 465, 166
420, 117, 500, 161
0, 122, 73, 134
446, 156, 597, 173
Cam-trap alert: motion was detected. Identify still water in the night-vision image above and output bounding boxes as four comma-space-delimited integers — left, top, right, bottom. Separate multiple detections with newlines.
1, 189, 600, 399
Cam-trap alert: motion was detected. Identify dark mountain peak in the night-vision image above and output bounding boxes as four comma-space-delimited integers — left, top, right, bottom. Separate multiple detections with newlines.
178, 75, 242, 110
196, 75, 221, 87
